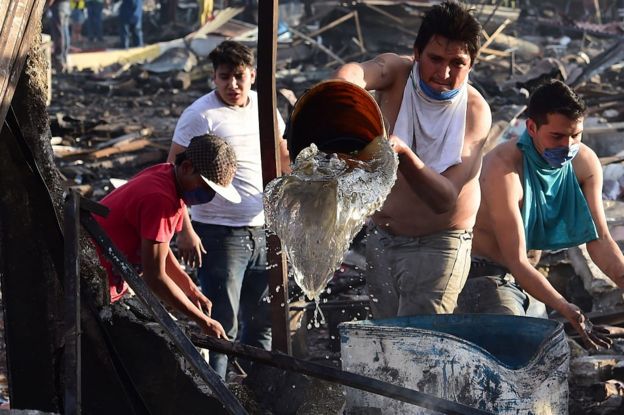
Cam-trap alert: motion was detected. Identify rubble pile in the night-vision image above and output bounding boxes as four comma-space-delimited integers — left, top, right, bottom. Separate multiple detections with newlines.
42, 1, 624, 413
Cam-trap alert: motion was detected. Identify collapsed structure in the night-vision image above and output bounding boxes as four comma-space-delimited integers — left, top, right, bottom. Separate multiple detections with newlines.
2, 1, 624, 414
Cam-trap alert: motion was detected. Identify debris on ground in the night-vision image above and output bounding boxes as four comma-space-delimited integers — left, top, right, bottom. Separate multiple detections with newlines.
4, 0, 624, 413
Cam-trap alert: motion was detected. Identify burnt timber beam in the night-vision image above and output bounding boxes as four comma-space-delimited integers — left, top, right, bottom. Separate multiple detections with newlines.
257, 0, 291, 354
63, 191, 82, 415
0, 0, 47, 127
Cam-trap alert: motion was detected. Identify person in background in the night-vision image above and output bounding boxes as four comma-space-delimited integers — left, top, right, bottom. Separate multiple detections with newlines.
70, 0, 86, 46
47, 0, 71, 72
334, 1, 491, 318
167, 40, 290, 380
199, 0, 213, 26
86, 0, 106, 44
119, 0, 143, 49
96, 134, 238, 339
456, 80, 624, 350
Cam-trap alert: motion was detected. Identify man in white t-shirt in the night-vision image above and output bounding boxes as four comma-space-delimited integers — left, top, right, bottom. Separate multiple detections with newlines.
167, 40, 290, 379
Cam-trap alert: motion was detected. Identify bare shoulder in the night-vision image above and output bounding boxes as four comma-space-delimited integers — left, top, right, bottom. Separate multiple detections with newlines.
369, 53, 412, 79
483, 139, 521, 177
480, 140, 523, 204
573, 142, 601, 182
465, 85, 492, 145
373, 53, 412, 68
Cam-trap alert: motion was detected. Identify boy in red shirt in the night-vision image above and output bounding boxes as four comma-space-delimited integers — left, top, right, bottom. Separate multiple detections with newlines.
96, 134, 240, 338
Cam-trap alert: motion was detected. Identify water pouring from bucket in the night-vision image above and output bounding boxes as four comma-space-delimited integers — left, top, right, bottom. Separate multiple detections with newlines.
264, 80, 398, 314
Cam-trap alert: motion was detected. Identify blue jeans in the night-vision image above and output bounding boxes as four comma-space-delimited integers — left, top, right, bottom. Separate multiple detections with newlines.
51, 1, 71, 70
120, 18, 143, 48
193, 223, 272, 379
86, 1, 104, 41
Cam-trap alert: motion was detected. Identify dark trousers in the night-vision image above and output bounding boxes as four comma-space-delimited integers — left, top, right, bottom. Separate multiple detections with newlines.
86, 1, 104, 41
51, 1, 71, 70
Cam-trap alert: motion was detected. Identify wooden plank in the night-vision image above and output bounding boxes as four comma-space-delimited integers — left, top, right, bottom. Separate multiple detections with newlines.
290, 27, 346, 64
93, 127, 153, 149
0, 0, 46, 127
88, 138, 153, 159
0, 0, 12, 35
257, 0, 291, 355
63, 191, 82, 415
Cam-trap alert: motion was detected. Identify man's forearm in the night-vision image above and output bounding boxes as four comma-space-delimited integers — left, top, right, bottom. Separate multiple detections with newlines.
587, 238, 624, 289
509, 261, 570, 314
397, 151, 458, 213
165, 248, 194, 294
144, 269, 208, 325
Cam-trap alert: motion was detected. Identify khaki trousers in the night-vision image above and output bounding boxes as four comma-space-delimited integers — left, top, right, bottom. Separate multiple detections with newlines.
365, 224, 472, 318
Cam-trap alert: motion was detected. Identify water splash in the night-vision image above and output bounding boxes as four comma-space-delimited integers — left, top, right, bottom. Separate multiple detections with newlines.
264, 137, 398, 302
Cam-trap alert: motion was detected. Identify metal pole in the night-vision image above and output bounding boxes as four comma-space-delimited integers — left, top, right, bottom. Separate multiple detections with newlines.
257, 0, 291, 354
63, 190, 82, 415
191, 334, 494, 415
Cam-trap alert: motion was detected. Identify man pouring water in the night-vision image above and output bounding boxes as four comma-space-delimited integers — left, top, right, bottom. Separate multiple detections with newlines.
334, 1, 491, 317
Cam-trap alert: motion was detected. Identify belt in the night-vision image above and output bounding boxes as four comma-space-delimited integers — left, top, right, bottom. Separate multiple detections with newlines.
468, 257, 510, 279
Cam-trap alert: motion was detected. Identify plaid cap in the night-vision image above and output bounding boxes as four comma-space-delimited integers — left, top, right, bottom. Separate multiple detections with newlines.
185, 134, 241, 203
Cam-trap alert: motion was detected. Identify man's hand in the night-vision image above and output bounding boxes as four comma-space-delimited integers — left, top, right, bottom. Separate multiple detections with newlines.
176, 228, 206, 268
200, 317, 228, 339
388, 134, 410, 156
563, 303, 612, 350
188, 286, 212, 316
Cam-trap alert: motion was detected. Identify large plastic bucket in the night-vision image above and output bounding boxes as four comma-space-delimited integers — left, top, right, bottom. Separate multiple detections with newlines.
340, 314, 569, 414
286, 80, 386, 159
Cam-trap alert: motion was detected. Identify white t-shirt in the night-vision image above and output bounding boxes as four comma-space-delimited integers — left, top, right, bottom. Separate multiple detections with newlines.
172, 90, 285, 227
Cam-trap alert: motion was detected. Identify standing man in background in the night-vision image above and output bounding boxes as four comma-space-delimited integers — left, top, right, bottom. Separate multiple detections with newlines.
48, 0, 71, 72
86, 0, 107, 44
167, 40, 290, 379
119, 0, 144, 48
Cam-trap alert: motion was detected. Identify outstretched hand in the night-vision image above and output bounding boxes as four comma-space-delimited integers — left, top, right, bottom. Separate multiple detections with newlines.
200, 317, 228, 340
565, 303, 612, 350
188, 286, 212, 316
177, 228, 206, 269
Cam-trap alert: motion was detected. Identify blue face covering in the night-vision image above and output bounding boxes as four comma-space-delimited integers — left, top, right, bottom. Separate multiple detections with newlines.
418, 79, 461, 101
517, 130, 597, 250
542, 143, 580, 168
182, 187, 215, 206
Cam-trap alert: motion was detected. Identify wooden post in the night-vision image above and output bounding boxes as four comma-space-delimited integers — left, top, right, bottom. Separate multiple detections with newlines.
257, 0, 291, 354
64, 191, 82, 415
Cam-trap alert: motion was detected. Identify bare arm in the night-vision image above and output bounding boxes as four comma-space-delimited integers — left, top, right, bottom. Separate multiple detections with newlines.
483, 152, 604, 348
164, 248, 212, 314
141, 239, 227, 338
578, 146, 624, 288
279, 137, 292, 174
334, 53, 405, 91
167, 142, 206, 268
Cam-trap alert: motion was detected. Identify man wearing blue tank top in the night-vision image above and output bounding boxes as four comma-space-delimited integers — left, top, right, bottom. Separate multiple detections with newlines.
457, 80, 624, 349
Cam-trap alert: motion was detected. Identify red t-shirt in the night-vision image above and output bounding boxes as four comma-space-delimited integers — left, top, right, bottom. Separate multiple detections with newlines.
95, 163, 185, 302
